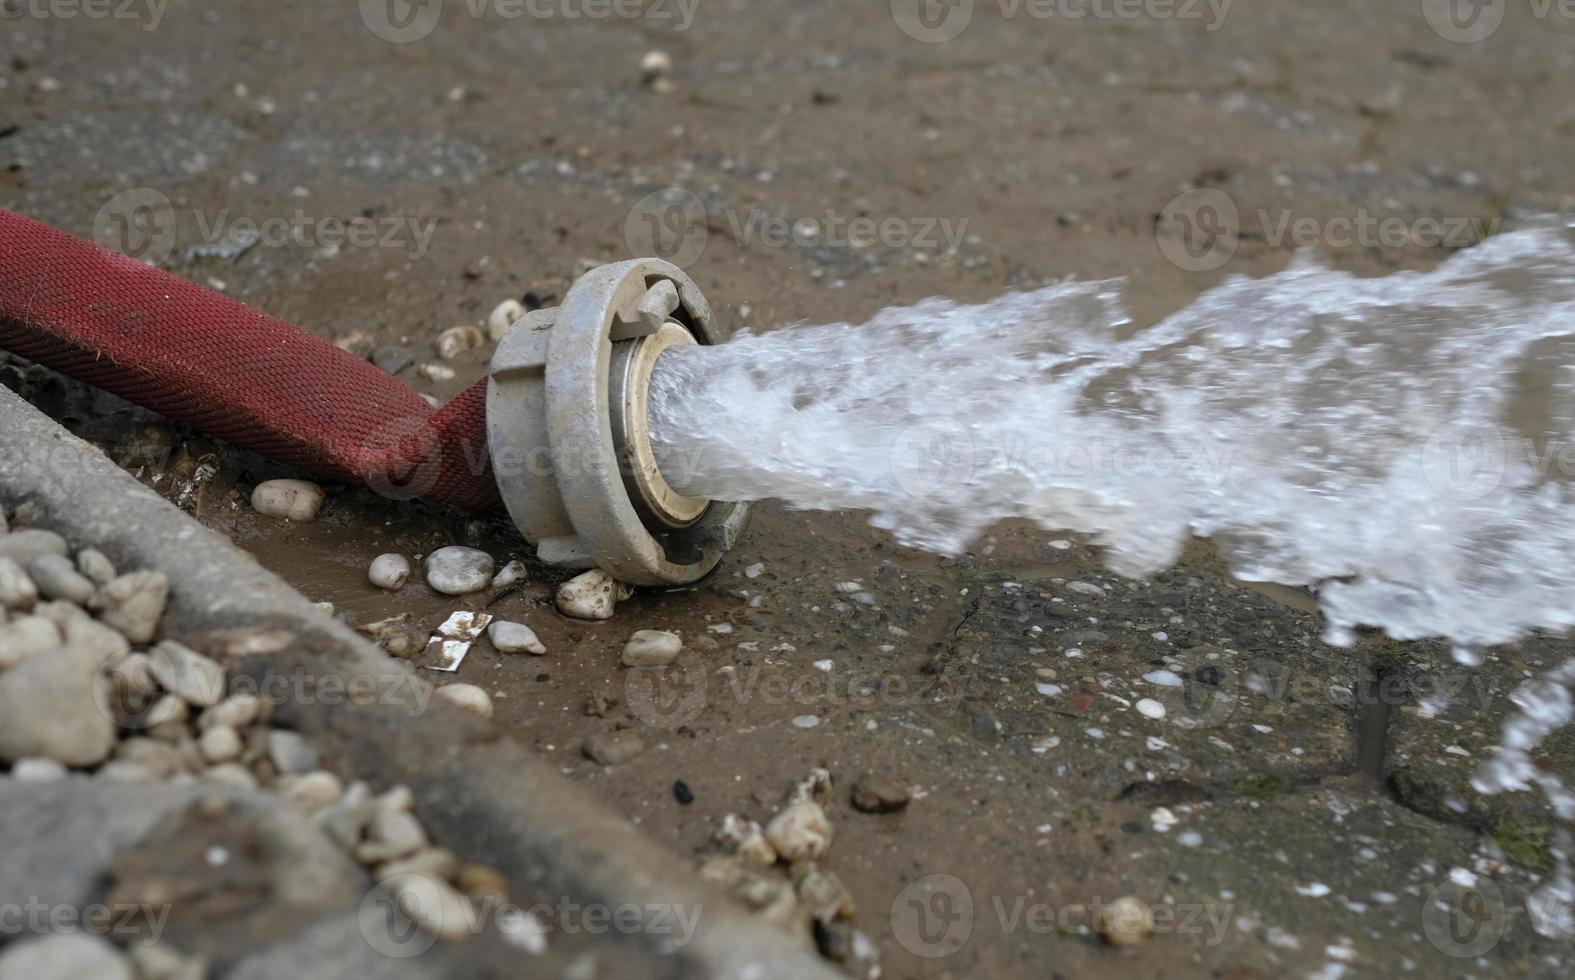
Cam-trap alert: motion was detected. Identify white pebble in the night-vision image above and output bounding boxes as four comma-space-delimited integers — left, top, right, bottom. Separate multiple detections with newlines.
1136, 698, 1166, 719
436, 683, 494, 718
488, 299, 527, 342
621, 630, 683, 667
424, 547, 495, 596
0, 615, 61, 670
491, 559, 527, 590
97, 571, 168, 644
0, 558, 37, 611
488, 621, 546, 655
285, 771, 345, 814
149, 641, 227, 707
0, 934, 133, 980
251, 479, 325, 522
792, 715, 821, 729
641, 49, 674, 79
198, 725, 242, 763
765, 801, 833, 862
436, 325, 484, 360
11, 757, 67, 782
556, 569, 630, 620
368, 554, 412, 590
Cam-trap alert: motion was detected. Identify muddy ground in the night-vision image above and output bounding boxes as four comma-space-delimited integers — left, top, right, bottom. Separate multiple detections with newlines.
5, 0, 1575, 976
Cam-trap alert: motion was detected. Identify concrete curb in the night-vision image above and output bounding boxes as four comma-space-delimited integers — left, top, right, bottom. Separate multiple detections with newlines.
0, 385, 840, 979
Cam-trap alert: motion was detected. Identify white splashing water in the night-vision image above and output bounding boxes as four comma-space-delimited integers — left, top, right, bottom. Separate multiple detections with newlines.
648, 220, 1575, 913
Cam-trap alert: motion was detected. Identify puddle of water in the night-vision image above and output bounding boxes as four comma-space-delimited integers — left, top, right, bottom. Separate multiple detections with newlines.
647, 219, 1575, 914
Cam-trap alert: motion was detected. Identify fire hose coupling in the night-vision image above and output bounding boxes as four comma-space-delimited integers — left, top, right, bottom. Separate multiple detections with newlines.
486, 259, 749, 587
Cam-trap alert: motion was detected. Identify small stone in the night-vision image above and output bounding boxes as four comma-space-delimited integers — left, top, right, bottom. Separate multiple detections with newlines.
851, 773, 910, 814
368, 554, 412, 590
436, 683, 493, 718
149, 641, 227, 707
60, 616, 130, 664
98, 571, 168, 644
333, 331, 376, 358
99, 761, 155, 783
790, 768, 835, 807
25, 553, 94, 605
814, 922, 882, 980
198, 725, 243, 763
488, 620, 545, 655
0, 615, 61, 669
268, 730, 320, 774
1098, 895, 1155, 947
436, 325, 485, 360
582, 731, 647, 765
318, 781, 376, 849
360, 809, 428, 863
556, 569, 631, 620
0, 933, 134, 980
11, 757, 67, 782
673, 779, 695, 804
463, 255, 493, 279
284, 770, 344, 814
716, 814, 777, 866
127, 943, 206, 980
197, 693, 262, 731
0, 529, 67, 565
388, 874, 472, 942
491, 559, 527, 590
425, 546, 495, 596
375, 848, 458, 884
765, 801, 833, 862
795, 865, 856, 923
1136, 697, 1166, 720
641, 49, 673, 80
251, 479, 325, 521
621, 629, 682, 667
143, 694, 189, 729
114, 737, 187, 780
487, 298, 526, 342
417, 363, 455, 383
0, 646, 117, 766
0, 557, 37, 611
457, 863, 510, 900
202, 763, 258, 790
373, 345, 414, 375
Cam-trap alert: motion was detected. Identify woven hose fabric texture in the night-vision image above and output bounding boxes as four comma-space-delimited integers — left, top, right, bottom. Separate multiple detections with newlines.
0, 209, 500, 511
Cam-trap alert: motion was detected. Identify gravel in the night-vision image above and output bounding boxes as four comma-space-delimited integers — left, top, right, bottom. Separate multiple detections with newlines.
96, 571, 169, 644
0, 646, 118, 766
0, 557, 37, 610
0, 933, 133, 980
424, 546, 495, 596
582, 731, 647, 765
148, 640, 227, 707
26, 553, 95, 604
0, 529, 68, 564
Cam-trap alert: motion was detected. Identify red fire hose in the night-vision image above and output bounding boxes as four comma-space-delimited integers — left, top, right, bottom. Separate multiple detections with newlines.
0, 209, 500, 511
